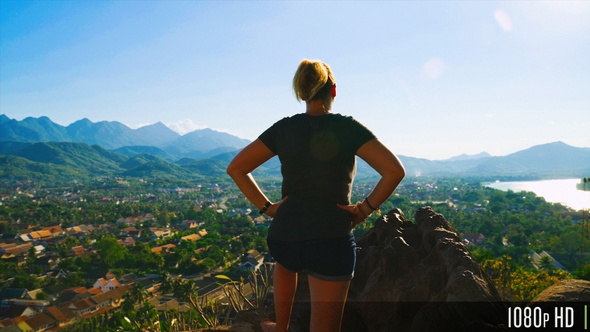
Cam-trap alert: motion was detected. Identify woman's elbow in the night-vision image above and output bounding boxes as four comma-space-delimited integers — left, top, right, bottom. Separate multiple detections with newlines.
385, 162, 406, 183
226, 162, 241, 179
399, 161, 406, 177
395, 167, 406, 182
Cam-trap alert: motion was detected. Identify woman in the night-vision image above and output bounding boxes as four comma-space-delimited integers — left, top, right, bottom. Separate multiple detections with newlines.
227, 59, 405, 332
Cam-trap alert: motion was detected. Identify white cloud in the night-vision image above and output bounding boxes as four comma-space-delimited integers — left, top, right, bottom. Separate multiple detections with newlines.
165, 119, 206, 135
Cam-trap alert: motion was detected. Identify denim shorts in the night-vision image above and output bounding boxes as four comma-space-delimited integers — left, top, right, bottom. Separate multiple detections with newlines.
267, 235, 356, 281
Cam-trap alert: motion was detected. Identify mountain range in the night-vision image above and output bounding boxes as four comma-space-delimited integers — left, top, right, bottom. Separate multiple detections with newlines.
1, 114, 589, 182
0, 114, 249, 160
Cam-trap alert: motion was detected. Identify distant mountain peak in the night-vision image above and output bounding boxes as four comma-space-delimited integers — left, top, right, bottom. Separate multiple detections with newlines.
510, 141, 583, 156
69, 118, 93, 127
540, 141, 568, 148
0, 114, 11, 124
445, 152, 492, 161
25, 115, 52, 122
140, 121, 173, 131
135, 122, 180, 146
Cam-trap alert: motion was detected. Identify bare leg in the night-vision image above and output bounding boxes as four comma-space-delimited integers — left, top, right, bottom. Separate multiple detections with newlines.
308, 275, 350, 332
273, 263, 298, 332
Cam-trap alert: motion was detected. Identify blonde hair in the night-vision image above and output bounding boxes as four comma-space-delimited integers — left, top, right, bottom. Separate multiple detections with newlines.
292, 59, 336, 107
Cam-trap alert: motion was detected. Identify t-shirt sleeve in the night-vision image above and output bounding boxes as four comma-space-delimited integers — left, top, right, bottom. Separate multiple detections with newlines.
258, 121, 279, 154
347, 117, 376, 153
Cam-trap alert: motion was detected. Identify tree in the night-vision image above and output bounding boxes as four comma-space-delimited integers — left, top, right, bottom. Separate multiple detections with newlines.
157, 207, 171, 227
27, 246, 38, 263
185, 206, 199, 220
96, 237, 128, 268
478, 219, 495, 236
11, 274, 42, 289
122, 283, 150, 316
574, 262, 590, 280
36, 291, 49, 300
539, 256, 554, 271
171, 278, 197, 302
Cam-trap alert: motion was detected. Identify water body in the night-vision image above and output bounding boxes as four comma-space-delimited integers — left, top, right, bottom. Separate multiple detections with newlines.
486, 179, 590, 211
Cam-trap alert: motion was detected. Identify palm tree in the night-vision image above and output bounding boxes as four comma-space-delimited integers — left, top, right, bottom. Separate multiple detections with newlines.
539, 256, 554, 271
121, 283, 149, 313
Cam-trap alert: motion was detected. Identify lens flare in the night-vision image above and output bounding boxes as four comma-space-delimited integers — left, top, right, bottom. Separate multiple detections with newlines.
494, 9, 513, 32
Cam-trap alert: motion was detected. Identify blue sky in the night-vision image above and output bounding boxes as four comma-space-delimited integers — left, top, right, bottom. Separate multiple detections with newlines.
1, 0, 589, 160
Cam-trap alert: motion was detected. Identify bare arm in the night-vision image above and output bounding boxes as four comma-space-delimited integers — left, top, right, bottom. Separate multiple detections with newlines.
338, 138, 405, 225
226, 139, 284, 217
357, 138, 405, 209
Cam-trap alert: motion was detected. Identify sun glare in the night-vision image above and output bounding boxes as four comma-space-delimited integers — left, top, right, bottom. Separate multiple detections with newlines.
421, 58, 446, 80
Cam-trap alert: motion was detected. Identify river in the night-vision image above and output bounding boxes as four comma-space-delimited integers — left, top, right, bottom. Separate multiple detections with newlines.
485, 179, 590, 211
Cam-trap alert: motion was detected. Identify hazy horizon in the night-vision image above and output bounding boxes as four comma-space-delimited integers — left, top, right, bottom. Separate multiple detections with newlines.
2, 1, 589, 160
4, 112, 587, 162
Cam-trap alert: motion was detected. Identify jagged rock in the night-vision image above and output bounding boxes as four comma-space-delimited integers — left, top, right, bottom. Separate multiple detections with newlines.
290, 207, 507, 331
531, 279, 590, 302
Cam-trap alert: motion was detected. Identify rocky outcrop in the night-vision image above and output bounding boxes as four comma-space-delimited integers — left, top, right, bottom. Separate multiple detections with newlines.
531, 279, 590, 302
283, 207, 509, 332
231, 207, 590, 331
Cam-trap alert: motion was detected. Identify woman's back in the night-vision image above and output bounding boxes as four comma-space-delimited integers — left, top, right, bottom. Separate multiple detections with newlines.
259, 113, 375, 242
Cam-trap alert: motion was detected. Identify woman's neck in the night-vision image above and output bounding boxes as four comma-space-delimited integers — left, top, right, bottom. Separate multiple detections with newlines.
305, 100, 330, 116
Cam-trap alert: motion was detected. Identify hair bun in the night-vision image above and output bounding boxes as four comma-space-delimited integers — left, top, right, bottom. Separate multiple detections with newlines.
293, 59, 335, 102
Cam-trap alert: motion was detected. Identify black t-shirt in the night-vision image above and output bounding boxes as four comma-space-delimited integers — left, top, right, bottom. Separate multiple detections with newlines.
259, 113, 375, 241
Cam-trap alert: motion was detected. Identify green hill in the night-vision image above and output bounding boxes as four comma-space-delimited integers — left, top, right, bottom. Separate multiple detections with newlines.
181, 159, 228, 178
123, 158, 201, 180
0, 155, 89, 182
11, 142, 126, 175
